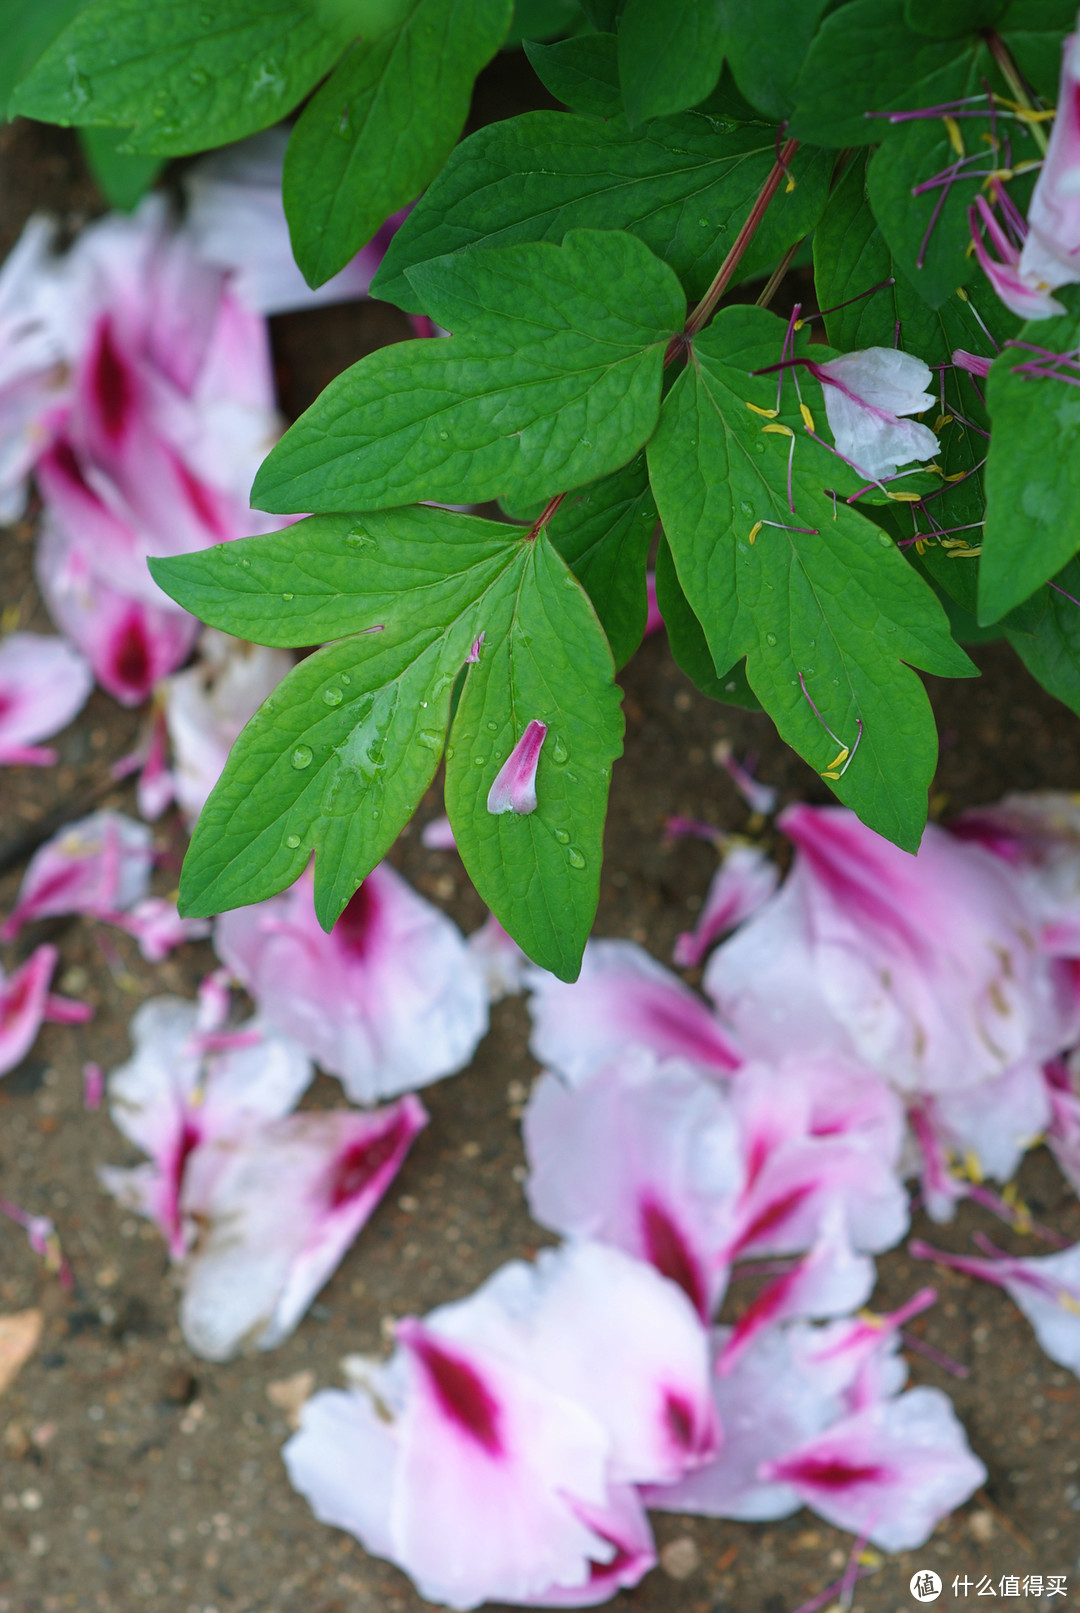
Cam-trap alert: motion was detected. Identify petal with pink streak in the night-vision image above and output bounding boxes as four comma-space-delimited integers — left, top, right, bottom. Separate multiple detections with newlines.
0, 633, 92, 763
524, 1052, 741, 1319
36, 515, 198, 705
527, 938, 741, 1086
0, 944, 59, 1077
111, 897, 212, 962
214, 862, 488, 1102
2, 810, 153, 941
718, 1208, 875, 1375
100, 994, 312, 1257
706, 804, 1060, 1096
1017, 31, 1080, 288
761, 1385, 986, 1551
644, 1323, 845, 1521
468, 912, 528, 1001
673, 841, 779, 969
179, 1098, 428, 1360
480, 1241, 719, 1484
517, 1486, 655, 1608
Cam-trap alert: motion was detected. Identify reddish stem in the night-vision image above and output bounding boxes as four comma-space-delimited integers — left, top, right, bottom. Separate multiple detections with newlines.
685, 138, 801, 338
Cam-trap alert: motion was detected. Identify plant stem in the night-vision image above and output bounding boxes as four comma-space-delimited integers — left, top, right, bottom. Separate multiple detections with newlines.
985, 30, 1049, 155
526, 492, 566, 540
755, 237, 804, 310
685, 137, 800, 337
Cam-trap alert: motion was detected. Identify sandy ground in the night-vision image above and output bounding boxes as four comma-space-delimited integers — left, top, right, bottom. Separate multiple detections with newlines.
3, 59, 1080, 1613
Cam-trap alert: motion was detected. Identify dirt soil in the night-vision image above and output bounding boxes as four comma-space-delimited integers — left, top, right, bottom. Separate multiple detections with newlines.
3, 58, 1080, 1613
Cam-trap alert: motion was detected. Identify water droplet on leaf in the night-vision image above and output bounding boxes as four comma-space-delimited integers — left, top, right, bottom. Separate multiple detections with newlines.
551, 737, 568, 764
323, 687, 344, 706
282, 592, 294, 601
568, 847, 586, 869
285, 834, 301, 848
765, 633, 777, 646
554, 827, 570, 843
291, 745, 313, 769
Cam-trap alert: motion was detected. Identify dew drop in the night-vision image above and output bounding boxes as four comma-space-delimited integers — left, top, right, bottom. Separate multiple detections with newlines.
568, 847, 586, 869
241, 558, 251, 567
322, 687, 344, 706
190, 66, 210, 86
551, 737, 568, 764
740, 500, 753, 517
282, 591, 294, 601
285, 833, 301, 849
340, 673, 351, 684
445, 745, 455, 760
765, 633, 777, 646
439, 430, 449, 440
486, 720, 499, 732
371, 807, 380, 819
473, 755, 486, 766
553, 827, 570, 844
291, 744, 313, 769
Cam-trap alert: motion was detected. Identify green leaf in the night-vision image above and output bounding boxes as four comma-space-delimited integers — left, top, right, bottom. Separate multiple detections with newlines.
542, 456, 656, 668
152, 506, 622, 979
1006, 563, 1080, 714
717, 0, 830, 121
12, 0, 353, 155
791, 0, 1072, 147
78, 126, 163, 212
371, 109, 832, 311
904, 0, 1007, 36
446, 534, 623, 980
617, 0, 724, 127
655, 536, 761, 707
284, 0, 510, 288
647, 304, 976, 850
253, 229, 685, 515
504, 0, 582, 45
523, 32, 622, 117
980, 289, 1080, 622
0, 0, 92, 117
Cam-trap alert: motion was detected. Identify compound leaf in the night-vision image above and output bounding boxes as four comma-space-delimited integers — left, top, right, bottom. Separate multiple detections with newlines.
253, 229, 685, 514
648, 304, 975, 850
153, 506, 621, 979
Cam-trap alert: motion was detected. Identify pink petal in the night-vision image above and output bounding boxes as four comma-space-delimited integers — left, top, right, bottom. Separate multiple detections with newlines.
527, 938, 742, 1086
0, 632, 92, 759
673, 842, 779, 969
2, 810, 153, 941
214, 862, 488, 1103
420, 814, 457, 850
487, 719, 548, 815
523, 1051, 741, 1321
110, 897, 212, 962
179, 1098, 427, 1359
0, 944, 58, 1076
760, 1387, 986, 1550
468, 912, 528, 1001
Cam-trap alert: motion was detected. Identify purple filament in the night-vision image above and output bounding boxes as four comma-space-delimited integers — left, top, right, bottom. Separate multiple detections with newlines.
1050, 580, 1080, 610
899, 1329, 970, 1379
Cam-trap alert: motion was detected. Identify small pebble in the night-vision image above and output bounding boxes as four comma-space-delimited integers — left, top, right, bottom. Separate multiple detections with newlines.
659, 1537, 700, 1580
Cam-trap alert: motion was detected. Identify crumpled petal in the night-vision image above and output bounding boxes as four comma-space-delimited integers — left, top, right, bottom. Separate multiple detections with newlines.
110, 897, 212, 961
215, 862, 489, 1102
179, 1097, 428, 1359
0, 632, 92, 765
527, 939, 741, 1087
2, 809, 153, 941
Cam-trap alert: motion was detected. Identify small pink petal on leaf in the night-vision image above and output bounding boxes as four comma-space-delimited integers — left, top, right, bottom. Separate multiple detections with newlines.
487, 719, 548, 815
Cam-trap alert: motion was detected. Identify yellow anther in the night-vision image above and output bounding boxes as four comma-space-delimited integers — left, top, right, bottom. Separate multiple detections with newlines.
761, 422, 794, 437
793, 318, 805, 330
933, 414, 953, 432
963, 1150, 983, 1184
887, 491, 922, 502
856, 1308, 885, 1329
943, 115, 964, 157
825, 746, 849, 772
746, 401, 778, 418
0, 604, 19, 634
948, 546, 982, 557
800, 402, 816, 432
859, 1550, 883, 1569
1059, 1290, 1080, 1315
914, 538, 928, 555
785, 175, 796, 193
957, 286, 970, 302
944, 470, 968, 481
748, 521, 763, 545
